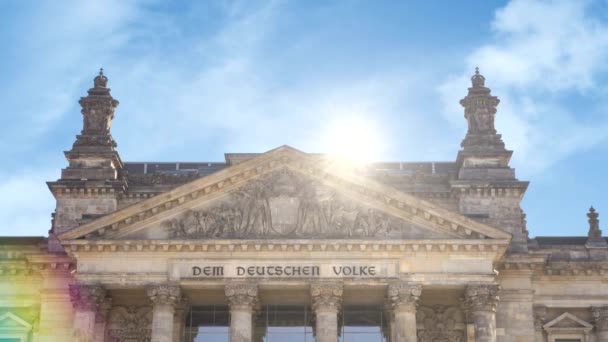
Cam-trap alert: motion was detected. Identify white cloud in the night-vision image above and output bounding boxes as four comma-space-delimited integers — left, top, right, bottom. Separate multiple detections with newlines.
439, 0, 608, 176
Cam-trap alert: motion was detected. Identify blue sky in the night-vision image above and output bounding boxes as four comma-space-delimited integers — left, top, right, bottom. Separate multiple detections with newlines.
1, 0, 608, 237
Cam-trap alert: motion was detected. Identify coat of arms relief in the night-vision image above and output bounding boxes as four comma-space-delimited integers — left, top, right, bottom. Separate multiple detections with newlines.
161, 168, 437, 239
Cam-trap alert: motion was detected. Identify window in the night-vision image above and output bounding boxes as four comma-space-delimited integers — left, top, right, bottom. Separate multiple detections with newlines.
339, 306, 388, 342
256, 305, 314, 342
184, 305, 231, 342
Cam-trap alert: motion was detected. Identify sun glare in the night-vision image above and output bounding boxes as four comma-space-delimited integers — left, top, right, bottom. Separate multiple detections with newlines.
321, 117, 382, 164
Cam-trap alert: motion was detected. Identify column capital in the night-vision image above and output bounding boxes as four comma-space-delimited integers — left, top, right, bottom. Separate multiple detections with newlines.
69, 284, 106, 311
225, 283, 258, 311
592, 306, 608, 332
311, 283, 343, 313
146, 284, 181, 307
387, 282, 422, 312
463, 284, 499, 313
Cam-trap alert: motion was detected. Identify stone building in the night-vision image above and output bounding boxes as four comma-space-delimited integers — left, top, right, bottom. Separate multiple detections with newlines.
1, 68, 607, 342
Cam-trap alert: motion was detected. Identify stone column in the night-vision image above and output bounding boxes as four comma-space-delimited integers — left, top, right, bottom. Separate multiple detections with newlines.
592, 306, 608, 342
387, 282, 421, 342
69, 284, 106, 342
311, 283, 343, 342
225, 283, 259, 342
463, 284, 499, 342
173, 297, 189, 342
533, 305, 547, 342
93, 297, 112, 342
384, 303, 396, 342
147, 284, 181, 342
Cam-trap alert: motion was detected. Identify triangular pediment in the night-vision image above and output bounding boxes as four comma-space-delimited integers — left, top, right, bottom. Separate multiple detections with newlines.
59, 146, 512, 242
543, 312, 593, 330
0, 312, 32, 331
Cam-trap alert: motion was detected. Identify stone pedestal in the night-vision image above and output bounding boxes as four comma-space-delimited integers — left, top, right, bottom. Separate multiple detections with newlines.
311, 283, 343, 342
147, 284, 181, 342
593, 306, 608, 342
69, 284, 106, 342
225, 283, 259, 342
387, 283, 421, 342
464, 284, 499, 342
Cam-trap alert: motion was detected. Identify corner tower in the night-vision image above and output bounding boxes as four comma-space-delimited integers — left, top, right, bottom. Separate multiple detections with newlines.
47, 69, 126, 251
451, 68, 529, 252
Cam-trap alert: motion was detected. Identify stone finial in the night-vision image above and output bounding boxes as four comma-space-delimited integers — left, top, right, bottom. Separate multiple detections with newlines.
69, 284, 106, 311
471, 67, 485, 88
311, 283, 343, 313
463, 284, 499, 313
459, 68, 503, 147
586, 206, 606, 245
387, 282, 422, 312
592, 306, 608, 332
93, 68, 108, 88
146, 284, 181, 307
225, 283, 258, 311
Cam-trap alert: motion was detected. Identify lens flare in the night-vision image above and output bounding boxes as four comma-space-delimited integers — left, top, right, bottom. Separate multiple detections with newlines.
321, 117, 382, 163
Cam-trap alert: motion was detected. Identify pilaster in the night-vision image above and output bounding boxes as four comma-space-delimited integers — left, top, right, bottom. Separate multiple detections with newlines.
311, 283, 343, 342
533, 305, 547, 342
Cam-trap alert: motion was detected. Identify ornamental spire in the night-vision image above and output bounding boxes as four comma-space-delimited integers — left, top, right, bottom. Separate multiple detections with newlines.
459, 67, 504, 148
54, 68, 123, 180
587, 206, 606, 245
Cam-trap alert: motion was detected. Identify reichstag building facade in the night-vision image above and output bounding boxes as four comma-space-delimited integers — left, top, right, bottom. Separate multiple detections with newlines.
1, 69, 607, 342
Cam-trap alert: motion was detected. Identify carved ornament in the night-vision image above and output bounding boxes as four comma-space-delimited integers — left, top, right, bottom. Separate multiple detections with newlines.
463, 284, 499, 313
592, 306, 608, 331
69, 284, 106, 312
225, 283, 258, 311
387, 282, 422, 312
107, 305, 152, 342
162, 168, 422, 239
146, 284, 181, 307
311, 283, 343, 313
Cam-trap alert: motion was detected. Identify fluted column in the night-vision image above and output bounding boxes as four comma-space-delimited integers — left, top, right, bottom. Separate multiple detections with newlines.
533, 305, 547, 342
463, 284, 499, 342
387, 283, 421, 342
69, 284, 106, 342
225, 283, 259, 342
593, 306, 608, 342
311, 283, 343, 342
147, 284, 181, 342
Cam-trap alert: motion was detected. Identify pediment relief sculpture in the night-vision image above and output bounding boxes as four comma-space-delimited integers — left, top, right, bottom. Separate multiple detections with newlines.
416, 305, 465, 342
158, 168, 451, 239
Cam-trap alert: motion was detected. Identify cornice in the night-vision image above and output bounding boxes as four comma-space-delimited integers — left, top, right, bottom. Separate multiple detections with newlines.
61, 238, 509, 260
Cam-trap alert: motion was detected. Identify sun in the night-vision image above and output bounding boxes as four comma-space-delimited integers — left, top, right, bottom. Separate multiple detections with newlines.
321, 117, 382, 163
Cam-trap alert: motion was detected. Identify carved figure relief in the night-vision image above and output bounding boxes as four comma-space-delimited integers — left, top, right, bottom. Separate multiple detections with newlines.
416, 305, 465, 342
162, 168, 424, 239
107, 306, 152, 342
